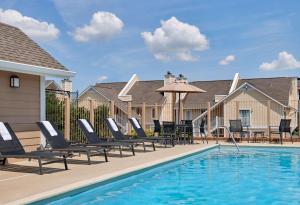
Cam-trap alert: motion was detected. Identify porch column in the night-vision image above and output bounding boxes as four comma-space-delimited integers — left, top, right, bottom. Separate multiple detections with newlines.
142, 102, 146, 129
40, 76, 46, 147
267, 100, 271, 137
109, 100, 115, 118
127, 101, 132, 134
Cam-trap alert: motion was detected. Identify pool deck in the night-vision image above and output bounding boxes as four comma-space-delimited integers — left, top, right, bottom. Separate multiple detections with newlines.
2, 141, 300, 205
1, 142, 218, 205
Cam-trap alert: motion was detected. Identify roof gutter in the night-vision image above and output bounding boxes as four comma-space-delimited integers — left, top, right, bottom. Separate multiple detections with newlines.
0, 59, 76, 78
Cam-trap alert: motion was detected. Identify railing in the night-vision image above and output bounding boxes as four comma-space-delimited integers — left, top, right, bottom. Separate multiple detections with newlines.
221, 126, 240, 152
46, 91, 300, 143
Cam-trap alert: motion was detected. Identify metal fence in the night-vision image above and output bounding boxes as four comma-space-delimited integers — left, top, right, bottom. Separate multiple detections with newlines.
46, 91, 300, 142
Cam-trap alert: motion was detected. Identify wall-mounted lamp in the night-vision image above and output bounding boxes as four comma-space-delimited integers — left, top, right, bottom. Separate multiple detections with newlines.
10, 75, 20, 88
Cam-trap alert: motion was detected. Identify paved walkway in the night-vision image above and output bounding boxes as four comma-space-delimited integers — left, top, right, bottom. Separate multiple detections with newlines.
0, 142, 217, 204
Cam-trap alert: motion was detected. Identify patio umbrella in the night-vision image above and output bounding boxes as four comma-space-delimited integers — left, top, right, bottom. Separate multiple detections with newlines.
156, 80, 206, 123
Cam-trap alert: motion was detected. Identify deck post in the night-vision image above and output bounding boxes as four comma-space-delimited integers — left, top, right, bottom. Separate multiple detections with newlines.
142, 102, 146, 130
267, 100, 271, 137
109, 100, 115, 118
64, 96, 70, 140
127, 101, 132, 135
89, 99, 94, 126
207, 102, 211, 138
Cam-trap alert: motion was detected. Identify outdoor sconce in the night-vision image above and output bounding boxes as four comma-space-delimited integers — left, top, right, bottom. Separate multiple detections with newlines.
10, 75, 20, 88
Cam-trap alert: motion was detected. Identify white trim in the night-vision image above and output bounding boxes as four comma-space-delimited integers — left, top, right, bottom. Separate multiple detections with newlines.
0, 59, 75, 78
118, 74, 139, 101
229, 73, 240, 94
40, 76, 46, 147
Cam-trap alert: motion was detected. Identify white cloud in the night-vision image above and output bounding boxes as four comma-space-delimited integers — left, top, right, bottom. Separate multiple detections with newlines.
260, 51, 300, 71
0, 9, 59, 41
72, 11, 123, 42
97, 75, 108, 82
141, 17, 209, 62
219, 55, 236, 65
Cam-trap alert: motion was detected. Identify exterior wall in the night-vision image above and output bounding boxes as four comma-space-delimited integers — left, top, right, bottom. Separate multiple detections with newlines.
78, 89, 110, 108
0, 70, 41, 158
223, 89, 293, 130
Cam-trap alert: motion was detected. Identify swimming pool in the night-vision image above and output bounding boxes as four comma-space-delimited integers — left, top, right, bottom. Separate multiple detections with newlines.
33, 146, 300, 205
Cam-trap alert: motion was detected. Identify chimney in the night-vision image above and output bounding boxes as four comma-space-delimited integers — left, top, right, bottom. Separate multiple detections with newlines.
176, 74, 188, 83
164, 71, 175, 85
61, 79, 72, 92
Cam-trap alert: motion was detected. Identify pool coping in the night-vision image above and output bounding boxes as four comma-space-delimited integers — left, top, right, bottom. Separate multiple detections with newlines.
7, 144, 218, 205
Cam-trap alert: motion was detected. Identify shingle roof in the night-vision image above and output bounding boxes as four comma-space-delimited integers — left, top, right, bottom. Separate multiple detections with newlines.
0, 22, 66, 70
185, 80, 232, 104
127, 80, 165, 105
91, 77, 294, 108
94, 82, 128, 112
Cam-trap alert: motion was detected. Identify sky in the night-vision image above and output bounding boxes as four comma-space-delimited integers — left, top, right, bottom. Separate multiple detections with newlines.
0, 0, 299, 91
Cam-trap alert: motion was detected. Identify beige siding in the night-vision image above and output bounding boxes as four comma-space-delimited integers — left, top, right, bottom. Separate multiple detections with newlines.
0, 70, 40, 132
0, 70, 41, 155
223, 89, 296, 130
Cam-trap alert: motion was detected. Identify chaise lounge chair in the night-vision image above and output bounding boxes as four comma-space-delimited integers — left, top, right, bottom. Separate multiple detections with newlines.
77, 119, 135, 156
0, 122, 68, 175
129, 118, 175, 148
105, 118, 150, 151
37, 121, 108, 164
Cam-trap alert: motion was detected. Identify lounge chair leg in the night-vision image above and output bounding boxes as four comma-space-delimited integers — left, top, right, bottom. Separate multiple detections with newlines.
86, 151, 91, 165
63, 155, 68, 170
131, 145, 135, 156
152, 142, 156, 151
103, 149, 108, 162
119, 146, 123, 157
143, 142, 146, 152
38, 158, 43, 175
1, 158, 6, 165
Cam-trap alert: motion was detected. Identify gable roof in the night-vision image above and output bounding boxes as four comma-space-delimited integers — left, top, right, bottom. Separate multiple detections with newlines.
87, 77, 295, 110
93, 82, 128, 112
127, 80, 165, 105
185, 77, 293, 105
0, 22, 66, 70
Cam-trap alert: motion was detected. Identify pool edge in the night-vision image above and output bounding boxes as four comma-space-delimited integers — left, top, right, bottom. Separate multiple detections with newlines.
7, 144, 218, 205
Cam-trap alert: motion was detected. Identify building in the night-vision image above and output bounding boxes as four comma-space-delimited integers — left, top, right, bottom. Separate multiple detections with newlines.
80, 71, 299, 136
0, 22, 75, 151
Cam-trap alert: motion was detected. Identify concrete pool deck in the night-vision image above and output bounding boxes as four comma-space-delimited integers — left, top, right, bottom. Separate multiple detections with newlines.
2, 141, 300, 205
1, 143, 218, 205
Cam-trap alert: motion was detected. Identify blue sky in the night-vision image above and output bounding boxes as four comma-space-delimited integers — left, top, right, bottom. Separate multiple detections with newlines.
0, 0, 300, 91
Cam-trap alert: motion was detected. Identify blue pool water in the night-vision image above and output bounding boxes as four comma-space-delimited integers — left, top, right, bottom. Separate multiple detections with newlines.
36, 146, 300, 205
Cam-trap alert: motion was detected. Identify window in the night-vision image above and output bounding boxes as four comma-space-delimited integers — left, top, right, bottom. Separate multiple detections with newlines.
186, 110, 192, 120
239, 110, 251, 127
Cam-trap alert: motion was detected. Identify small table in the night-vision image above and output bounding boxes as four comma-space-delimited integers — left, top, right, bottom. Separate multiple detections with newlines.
252, 131, 266, 143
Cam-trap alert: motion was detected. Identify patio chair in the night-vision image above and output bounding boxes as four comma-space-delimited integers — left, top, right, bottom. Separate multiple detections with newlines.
181, 120, 194, 144
37, 121, 108, 164
162, 121, 177, 143
199, 120, 208, 144
129, 118, 174, 148
269, 119, 292, 144
77, 119, 135, 156
0, 122, 68, 175
105, 118, 148, 151
153, 120, 161, 135
229, 120, 250, 142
